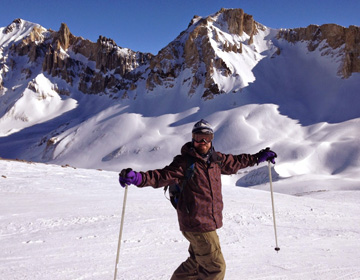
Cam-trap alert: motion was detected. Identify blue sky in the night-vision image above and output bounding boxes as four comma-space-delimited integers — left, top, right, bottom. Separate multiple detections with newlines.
2, 0, 359, 54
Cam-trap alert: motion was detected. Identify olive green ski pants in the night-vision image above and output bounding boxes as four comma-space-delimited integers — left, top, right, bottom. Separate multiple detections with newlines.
170, 230, 226, 280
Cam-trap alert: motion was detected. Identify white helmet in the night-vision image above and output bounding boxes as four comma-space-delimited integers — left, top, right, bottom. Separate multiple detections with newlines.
192, 119, 214, 135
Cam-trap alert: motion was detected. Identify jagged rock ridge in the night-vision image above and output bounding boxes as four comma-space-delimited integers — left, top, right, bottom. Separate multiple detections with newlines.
1, 9, 360, 100
278, 24, 360, 78
146, 8, 262, 98
4, 19, 153, 97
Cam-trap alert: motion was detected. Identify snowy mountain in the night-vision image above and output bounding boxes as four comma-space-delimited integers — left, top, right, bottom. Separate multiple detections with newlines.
1, 8, 360, 280
0, 8, 359, 179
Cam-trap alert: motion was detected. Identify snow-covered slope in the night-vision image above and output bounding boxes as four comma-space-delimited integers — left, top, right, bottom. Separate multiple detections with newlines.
0, 14, 359, 185
1, 9, 360, 279
0, 18, 45, 47
0, 14, 359, 177
0, 74, 77, 136
1, 159, 359, 280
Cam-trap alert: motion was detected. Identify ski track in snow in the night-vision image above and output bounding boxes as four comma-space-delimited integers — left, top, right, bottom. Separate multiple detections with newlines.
1, 159, 360, 279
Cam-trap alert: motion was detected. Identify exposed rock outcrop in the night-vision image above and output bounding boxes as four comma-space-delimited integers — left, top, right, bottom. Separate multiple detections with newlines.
6, 21, 152, 96
146, 8, 259, 98
2, 8, 358, 102
9, 23, 46, 63
278, 24, 360, 78
221, 8, 257, 37
3, 18, 22, 34
38, 23, 152, 94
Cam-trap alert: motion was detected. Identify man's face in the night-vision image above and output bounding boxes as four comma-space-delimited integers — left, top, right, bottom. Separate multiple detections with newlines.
193, 133, 213, 154
194, 140, 212, 154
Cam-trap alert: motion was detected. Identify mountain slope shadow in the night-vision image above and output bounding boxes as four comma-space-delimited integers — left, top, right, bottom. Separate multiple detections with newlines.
241, 42, 360, 126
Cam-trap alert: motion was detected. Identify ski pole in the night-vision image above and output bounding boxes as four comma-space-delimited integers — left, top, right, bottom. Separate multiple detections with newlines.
114, 184, 129, 280
268, 161, 280, 252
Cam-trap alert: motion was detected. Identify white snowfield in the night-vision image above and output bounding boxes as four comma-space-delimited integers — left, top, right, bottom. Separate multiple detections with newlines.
1, 14, 360, 280
1, 159, 360, 280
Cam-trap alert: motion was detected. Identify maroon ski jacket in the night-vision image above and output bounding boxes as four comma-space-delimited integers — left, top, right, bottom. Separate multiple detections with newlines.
138, 142, 258, 232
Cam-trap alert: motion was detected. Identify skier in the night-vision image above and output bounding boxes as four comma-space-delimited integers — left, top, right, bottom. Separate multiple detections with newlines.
119, 119, 277, 280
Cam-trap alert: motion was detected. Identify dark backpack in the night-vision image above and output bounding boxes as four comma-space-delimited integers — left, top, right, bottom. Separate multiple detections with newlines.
164, 157, 195, 209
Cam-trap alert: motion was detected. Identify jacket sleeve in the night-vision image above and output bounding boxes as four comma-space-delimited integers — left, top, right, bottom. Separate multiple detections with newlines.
219, 152, 258, 175
137, 155, 186, 188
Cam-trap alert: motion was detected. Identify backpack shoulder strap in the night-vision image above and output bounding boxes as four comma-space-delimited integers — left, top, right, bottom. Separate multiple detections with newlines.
164, 155, 195, 192
185, 156, 195, 178
164, 155, 196, 209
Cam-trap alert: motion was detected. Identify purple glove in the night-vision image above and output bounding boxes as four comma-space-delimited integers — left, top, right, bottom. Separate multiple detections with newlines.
255, 147, 277, 164
119, 168, 142, 187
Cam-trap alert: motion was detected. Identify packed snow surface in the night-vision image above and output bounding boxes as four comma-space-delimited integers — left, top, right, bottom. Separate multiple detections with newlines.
1, 159, 360, 280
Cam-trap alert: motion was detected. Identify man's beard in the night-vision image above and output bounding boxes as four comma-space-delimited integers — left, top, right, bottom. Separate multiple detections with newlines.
195, 144, 212, 156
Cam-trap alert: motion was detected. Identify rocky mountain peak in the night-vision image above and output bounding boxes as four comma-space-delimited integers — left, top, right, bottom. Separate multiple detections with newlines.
54, 23, 72, 50
188, 15, 202, 27
220, 8, 257, 37
1, 9, 359, 103
40, 24, 152, 94
278, 24, 360, 78
146, 8, 260, 98
3, 18, 22, 34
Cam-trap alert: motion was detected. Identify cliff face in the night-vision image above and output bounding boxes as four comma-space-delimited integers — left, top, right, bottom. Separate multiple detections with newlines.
7, 20, 153, 96
146, 8, 261, 99
278, 24, 360, 78
2, 10, 359, 102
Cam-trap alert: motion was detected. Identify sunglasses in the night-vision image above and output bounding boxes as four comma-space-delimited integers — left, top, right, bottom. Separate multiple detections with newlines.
193, 133, 214, 144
